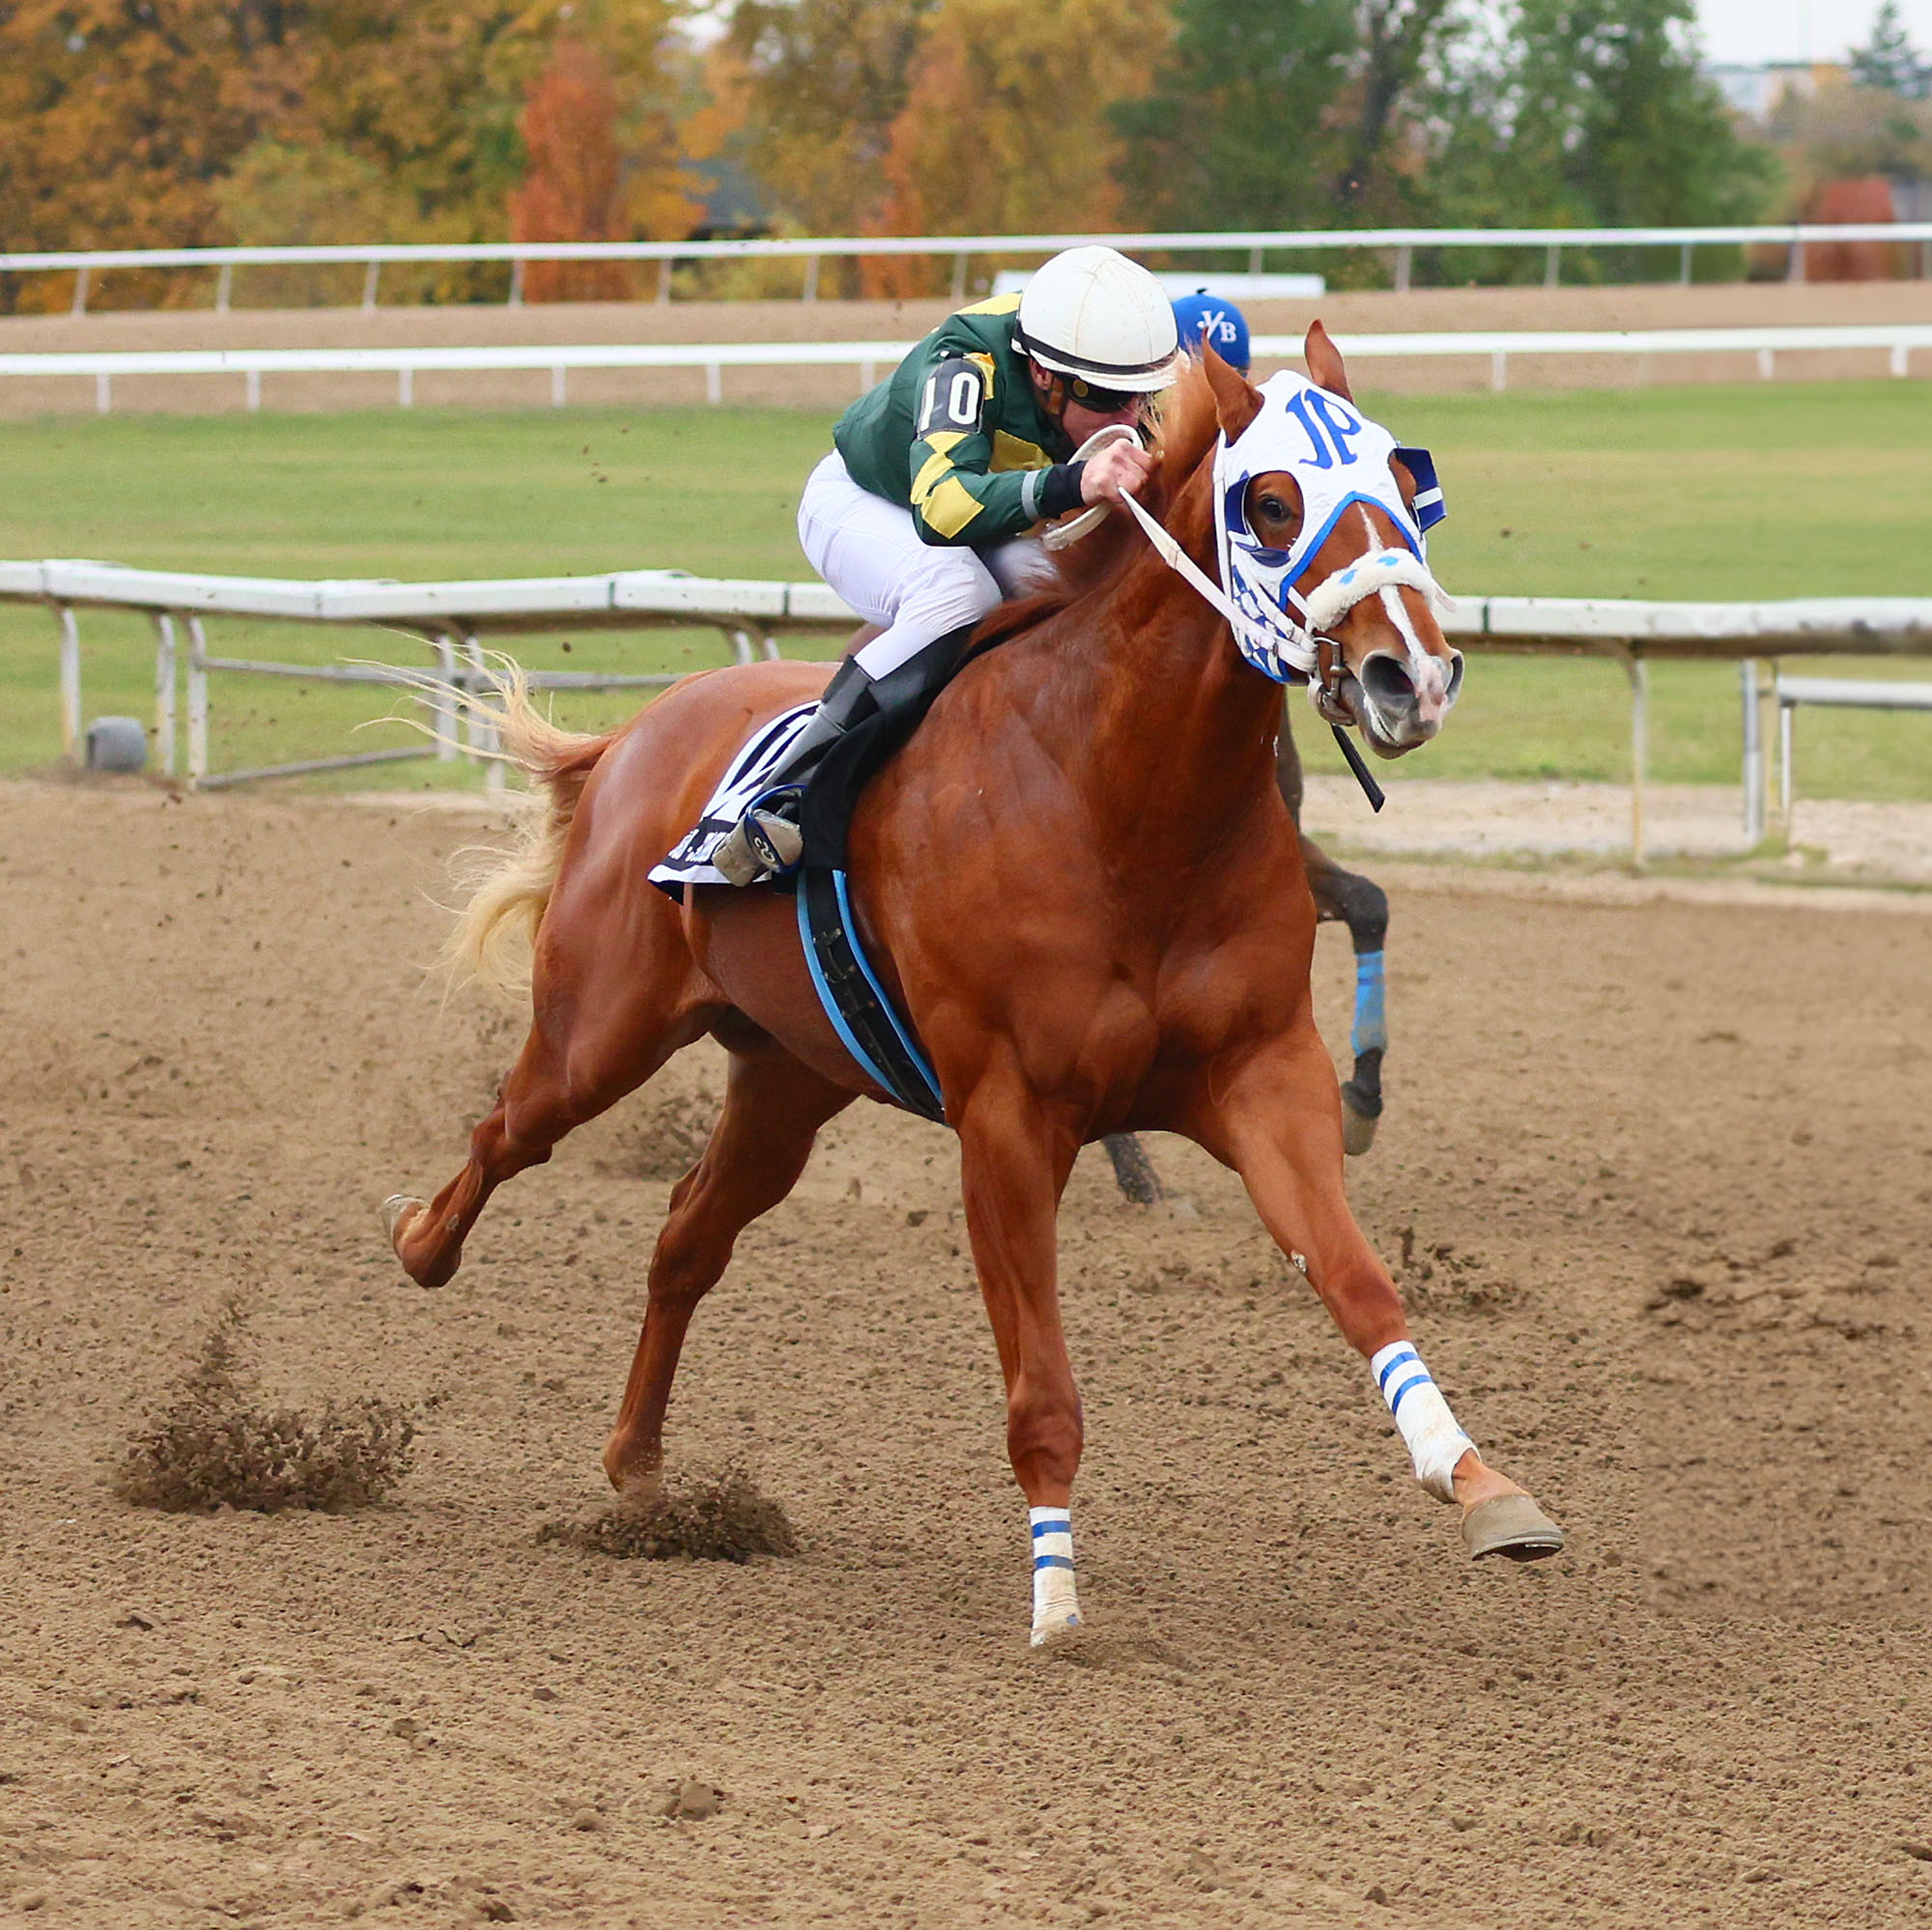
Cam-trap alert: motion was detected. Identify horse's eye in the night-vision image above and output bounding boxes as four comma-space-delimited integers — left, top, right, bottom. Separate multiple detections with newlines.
1258, 495, 1291, 522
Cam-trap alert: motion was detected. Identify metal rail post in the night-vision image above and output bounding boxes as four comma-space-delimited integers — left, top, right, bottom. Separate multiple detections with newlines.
951, 252, 969, 299
1544, 243, 1560, 289
152, 612, 177, 777
457, 634, 506, 796
1393, 244, 1411, 293
508, 259, 525, 306
1624, 650, 1648, 868
1680, 241, 1693, 285
657, 257, 674, 303
430, 635, 459, 758
71, 265, 89, 315
361, 261, 381, 310
1778, 693, 1796, 832
215, 263, 233, 313
1740, 658, 1765, 844
56, 603, 81, 761
186, 616, 210, 785
803, 255, 820, 301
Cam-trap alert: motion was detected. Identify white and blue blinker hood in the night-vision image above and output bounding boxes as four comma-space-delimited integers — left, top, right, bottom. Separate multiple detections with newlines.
1209, 371, 1449, 684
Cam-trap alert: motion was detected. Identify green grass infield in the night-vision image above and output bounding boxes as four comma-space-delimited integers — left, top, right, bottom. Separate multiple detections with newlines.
2, 381, 1927, 798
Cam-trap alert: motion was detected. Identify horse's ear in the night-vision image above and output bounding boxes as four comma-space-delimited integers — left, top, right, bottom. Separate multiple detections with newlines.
1204, 344, 1264, 440
1304, 319, 1352, 403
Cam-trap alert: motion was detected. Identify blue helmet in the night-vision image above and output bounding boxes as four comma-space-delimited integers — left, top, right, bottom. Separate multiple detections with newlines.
1171, 290, 1250, 374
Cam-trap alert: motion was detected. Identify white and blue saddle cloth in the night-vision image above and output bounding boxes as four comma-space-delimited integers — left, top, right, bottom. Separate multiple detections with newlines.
646, 699, 948, 1124
648, 700, 817, 896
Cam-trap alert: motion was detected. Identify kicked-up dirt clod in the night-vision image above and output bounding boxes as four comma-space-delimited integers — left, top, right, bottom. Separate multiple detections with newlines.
539, 1461, 797, 1563
112, 1291, 417, 1514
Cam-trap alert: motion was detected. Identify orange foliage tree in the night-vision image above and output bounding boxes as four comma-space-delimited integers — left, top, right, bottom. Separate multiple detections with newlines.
512, 41, 639, 301
866, 0, 1172, 292
0, 0, 693, 311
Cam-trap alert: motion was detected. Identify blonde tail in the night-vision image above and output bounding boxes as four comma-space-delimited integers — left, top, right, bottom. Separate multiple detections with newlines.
389, 654, 617, 997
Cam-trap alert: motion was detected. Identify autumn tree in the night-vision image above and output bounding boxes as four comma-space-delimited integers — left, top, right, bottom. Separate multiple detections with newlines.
876, 0, 1170, 244
511, 41, 632, 301
0, 0, 691, 310
0, 1, 277, 306
727, 0, 938, 236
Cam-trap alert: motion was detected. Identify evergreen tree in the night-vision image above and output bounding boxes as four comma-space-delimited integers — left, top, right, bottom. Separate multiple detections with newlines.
1850, 1, 1929, 101
1110, 0, 1357, 228
1431, 0, 1778, 237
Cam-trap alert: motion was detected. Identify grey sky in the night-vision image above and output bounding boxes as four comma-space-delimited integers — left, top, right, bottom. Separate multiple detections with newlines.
1694, 0, 1932, 64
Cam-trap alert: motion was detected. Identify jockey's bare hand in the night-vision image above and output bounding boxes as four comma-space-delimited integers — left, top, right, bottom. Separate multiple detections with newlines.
1080, 438, 1155, 507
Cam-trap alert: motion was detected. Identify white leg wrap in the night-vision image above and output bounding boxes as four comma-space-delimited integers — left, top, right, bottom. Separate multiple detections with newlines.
1028, 1507, 1081, 1645
1371, 1342, 1477, 1503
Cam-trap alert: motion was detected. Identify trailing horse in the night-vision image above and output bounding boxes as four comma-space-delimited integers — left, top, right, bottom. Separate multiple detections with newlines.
384, 331, 1562, 1645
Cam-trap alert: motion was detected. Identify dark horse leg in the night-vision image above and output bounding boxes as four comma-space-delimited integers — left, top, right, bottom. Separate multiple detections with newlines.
1275, 704, 1389, 1156
1100, 700, 1392, 1198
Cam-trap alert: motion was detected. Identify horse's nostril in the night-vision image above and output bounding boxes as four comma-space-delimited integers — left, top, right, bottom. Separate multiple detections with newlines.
1443, 651, 1465, 707
1359, 652, 1414, 710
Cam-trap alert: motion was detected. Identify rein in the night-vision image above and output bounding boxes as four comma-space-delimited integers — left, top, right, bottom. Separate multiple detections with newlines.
1118, 487, 1386, 813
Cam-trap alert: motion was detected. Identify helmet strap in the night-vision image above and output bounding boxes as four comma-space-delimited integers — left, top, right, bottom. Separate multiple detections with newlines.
1027, 359, 1070, 429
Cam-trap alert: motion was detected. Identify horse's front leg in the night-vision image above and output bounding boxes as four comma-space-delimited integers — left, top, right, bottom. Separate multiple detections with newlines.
955, 1071, 1087, 1644
1196, 1022, 1564, 1561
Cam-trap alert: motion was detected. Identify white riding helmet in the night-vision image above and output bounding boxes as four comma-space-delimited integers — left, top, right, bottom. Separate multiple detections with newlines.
1014, 245, 1179, 394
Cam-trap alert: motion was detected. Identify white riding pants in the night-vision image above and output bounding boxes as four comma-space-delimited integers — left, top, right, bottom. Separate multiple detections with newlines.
797, 449, 1053, 679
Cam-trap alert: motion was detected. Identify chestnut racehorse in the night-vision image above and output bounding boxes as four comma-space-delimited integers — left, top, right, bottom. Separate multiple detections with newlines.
385, 329, 1563, 1644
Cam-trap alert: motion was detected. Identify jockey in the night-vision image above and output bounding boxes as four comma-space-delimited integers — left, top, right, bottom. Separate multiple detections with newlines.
714, 244, 1179, 885
1170, 288, 1250, 376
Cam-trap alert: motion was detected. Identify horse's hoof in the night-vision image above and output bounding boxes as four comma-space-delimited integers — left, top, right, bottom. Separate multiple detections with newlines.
382, 1194, 427, 1250
1463, 1492, 1565, 1562
1029, 1608, 1084, 1649
1341, 1100, 1378, 1156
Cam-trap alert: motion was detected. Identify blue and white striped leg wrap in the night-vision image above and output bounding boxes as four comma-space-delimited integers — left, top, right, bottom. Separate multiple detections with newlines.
1028, 1507, 1081, 1645
1371, 1341, 1476, 1503
1351, 950, 1387, 1058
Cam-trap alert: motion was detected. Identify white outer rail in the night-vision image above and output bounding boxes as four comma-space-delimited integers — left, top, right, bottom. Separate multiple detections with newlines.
4, 324, 1931, 412
5, 558, 1930, 861
1774, 670, 1932, 837
4, 221, 1931, 312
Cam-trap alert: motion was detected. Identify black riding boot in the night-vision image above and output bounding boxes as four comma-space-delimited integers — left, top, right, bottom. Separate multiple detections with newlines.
714, 656, 879, 884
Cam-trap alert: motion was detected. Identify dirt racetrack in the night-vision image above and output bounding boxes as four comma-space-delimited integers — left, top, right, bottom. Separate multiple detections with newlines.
3, 778, 1930, 1929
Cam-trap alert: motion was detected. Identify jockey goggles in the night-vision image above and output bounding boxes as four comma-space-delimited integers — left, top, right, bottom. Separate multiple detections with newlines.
1211, 372, 1448, 684
1065, 375, 1142, 412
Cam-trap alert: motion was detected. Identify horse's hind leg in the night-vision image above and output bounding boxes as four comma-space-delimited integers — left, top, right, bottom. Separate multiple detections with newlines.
389, 916, 718, 1291
603, 1047, 853, 1491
